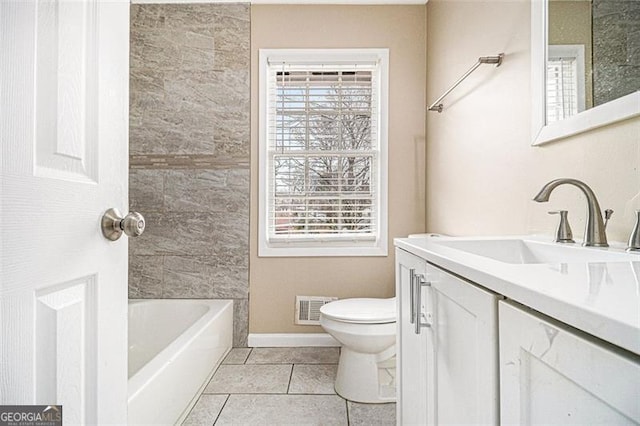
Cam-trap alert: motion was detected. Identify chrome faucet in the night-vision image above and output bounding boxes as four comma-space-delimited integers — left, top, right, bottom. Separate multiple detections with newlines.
533, 178, 611, 247
627, 210, 640, 252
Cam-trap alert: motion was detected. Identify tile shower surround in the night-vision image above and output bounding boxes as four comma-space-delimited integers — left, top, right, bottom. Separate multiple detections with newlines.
129, 4, 250, 346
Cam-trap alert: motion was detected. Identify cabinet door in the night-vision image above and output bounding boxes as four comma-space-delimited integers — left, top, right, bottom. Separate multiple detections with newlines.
499, 300, 640, 425
426, 264, 500, 425
396, 248, 428, 425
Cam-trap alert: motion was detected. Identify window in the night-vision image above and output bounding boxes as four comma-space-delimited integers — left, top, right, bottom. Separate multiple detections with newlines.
546, 45, 586, 123
259, 49, 388, 257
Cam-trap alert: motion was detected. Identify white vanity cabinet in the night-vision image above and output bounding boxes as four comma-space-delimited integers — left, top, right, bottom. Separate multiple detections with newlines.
396, 248, 428, 425
499, 301, 640, 425
395, 236, 640, 426
396, 248, 500, 425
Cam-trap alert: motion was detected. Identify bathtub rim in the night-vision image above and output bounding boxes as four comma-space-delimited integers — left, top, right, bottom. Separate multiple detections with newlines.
127, 298, 233, 401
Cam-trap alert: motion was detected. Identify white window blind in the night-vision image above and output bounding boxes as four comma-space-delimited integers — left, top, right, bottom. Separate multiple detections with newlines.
266, 62, 379, 243
546, 57, 578, 123
546, 45, 586, 124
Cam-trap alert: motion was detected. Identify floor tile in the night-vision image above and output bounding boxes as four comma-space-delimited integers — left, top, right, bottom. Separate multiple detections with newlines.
221, 347, 251, 364
204, 364, 292, 394
182, 394, 228, 426
246, 347, 340, 364
347, 401, 396, 426
215, 394, 348, 425
289, 364, 337, 395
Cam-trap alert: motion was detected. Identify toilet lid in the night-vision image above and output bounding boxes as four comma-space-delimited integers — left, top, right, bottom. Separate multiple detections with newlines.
320, 298, 396, 324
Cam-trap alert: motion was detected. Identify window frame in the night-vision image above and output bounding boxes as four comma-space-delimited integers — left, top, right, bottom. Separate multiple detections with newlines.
258, 48, 389, 257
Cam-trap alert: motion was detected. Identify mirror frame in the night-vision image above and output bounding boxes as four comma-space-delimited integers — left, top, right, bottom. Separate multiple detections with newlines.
531, 0, 640, 146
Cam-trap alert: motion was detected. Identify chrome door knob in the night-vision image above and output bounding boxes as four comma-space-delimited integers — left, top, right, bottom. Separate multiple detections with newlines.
101, 208, 146, 241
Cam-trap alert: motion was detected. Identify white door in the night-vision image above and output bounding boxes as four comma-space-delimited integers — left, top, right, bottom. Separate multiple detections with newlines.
395, 248, 428, 425
500, 300, 640, 425
426, 264, 499, 425
1, 1, 129, 424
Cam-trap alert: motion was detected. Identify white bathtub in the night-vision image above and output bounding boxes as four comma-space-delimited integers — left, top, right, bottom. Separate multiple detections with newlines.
128, 299, 233, 425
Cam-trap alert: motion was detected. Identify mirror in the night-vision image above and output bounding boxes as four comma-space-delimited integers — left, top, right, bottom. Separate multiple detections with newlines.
531, 0, 640, 145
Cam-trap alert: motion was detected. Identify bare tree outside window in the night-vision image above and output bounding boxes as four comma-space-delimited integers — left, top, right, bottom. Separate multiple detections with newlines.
271, 70, 376, 237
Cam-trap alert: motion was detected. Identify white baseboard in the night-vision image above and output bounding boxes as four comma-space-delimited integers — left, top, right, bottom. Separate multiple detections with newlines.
248, 333, 340, 347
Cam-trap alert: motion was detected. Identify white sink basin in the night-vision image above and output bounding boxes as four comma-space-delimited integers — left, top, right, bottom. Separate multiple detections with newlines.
435, 239, 636, 264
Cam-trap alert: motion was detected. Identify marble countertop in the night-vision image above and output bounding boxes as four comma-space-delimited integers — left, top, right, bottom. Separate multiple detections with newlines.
395, 235, 640, 357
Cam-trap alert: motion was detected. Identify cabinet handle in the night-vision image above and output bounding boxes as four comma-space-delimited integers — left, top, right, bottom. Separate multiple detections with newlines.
414, 274, 432, 334
409, 268, 416, 324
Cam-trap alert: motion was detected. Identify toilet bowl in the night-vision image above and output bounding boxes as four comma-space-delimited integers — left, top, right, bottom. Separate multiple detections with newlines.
319, 297, 396, 403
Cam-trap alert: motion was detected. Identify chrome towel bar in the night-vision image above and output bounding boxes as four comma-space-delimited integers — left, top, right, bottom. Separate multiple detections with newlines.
428, 53, 504, 113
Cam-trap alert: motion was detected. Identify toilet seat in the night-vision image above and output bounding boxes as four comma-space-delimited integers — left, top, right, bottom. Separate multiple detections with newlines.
320, 298, 395, 324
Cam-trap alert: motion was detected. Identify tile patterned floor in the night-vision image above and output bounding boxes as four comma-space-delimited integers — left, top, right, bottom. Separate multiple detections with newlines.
182, 347, 396, 425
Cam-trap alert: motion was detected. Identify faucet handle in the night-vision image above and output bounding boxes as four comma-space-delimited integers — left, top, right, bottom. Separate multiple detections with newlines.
604, 209, 614, 230
548, 210, 575, 243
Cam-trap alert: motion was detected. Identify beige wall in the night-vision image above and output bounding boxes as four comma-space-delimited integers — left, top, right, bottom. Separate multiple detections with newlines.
250, 5, 427, 333
426, 0, 639, 243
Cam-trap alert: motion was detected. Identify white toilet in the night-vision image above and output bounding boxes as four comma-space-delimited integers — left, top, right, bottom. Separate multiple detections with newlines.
319, 297, 396, 403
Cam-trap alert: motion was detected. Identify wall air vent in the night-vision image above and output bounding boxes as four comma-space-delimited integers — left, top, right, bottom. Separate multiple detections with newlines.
295, 296, 338, 325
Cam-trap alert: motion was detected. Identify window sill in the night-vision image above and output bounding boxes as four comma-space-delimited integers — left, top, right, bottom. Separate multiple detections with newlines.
258, 243, 388, 257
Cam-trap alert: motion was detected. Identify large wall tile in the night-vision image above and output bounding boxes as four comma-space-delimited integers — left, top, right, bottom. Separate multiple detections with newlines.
130, 169, 164, 212
233, 298, 249, 347
163, 169, 250, 213
213, 7, 250, 68
164, 256, 248, 299
592, 0, 640, 106
130, 212, 248, 257
213, 110, 250, 158
129, 255, 164, 299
